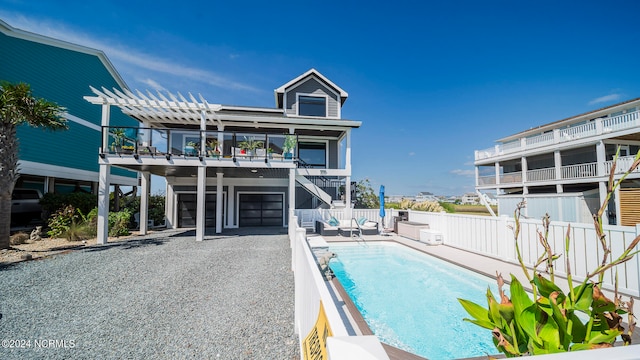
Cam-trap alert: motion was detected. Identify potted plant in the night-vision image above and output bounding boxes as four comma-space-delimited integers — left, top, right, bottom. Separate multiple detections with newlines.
110, 128, 126, 152
206, 139, 220, 158
282, 134, 297, 159
267, 147, 274, 159
184, 141, 199, 156
238, 136, 264, 157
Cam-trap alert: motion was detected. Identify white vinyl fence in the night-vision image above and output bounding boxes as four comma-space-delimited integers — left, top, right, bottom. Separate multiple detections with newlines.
399, 209, 640, 298
289, 216, 351, 354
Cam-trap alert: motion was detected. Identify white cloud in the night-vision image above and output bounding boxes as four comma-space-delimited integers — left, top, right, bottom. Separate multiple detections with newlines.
1, 14, 259, 93
589, 93, 621, 105
408, 152, 416, 156
451, 169, 475, 177
138, 78, 167, 92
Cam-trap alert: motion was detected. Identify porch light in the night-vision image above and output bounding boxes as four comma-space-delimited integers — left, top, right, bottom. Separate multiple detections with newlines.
165, 154, 171, 160
133, 154, 139, 160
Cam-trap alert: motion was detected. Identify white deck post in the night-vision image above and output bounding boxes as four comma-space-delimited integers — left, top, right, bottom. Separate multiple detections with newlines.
97, 164, 110, 245
196, 166, 206, 241
97, 103, 111, 245
289, 168, 296, 233
227, 185, 235, 228
139, 171, 150, 234
216, 172, 223, 234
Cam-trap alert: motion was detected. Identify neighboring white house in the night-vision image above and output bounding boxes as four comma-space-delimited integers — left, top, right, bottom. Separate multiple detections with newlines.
415, 191, 437, 202
85, 69, 362, 243
461, 193, 479, 205
474, 98, 640, 225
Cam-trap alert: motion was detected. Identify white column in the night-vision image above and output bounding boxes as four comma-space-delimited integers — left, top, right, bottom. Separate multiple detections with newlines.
599, 181, 609, 225
345, 129, 352, 172
596, 140, 606, 177
554, 150, 563, 193
165, 180, 175, 229
289, 168, 296, 228
97, 164, 111, 245
216, 172, 223, 234
521, 156, 528, 195
196, 166, 206, 241
494, 162, 500, 185
139, 171, 150, 235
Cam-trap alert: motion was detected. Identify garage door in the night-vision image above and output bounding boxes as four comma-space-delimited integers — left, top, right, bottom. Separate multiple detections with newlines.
239, 194, 283, 227
177, 194, 219, 228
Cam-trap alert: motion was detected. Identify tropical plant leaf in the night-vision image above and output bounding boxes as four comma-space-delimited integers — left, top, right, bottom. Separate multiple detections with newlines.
459, 299, 492, 327
568, 312, 586, 343
537, 311, 561, 351
533, 273, 563, 300
463, 317, 496, 330
587, 329, 621, 344
573, 283, 593, 312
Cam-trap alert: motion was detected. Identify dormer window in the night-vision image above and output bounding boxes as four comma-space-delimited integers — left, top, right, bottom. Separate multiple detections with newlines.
298, 95, 326, 117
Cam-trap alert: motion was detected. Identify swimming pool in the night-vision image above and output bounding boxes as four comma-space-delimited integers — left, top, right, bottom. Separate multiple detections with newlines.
329, 242, 498, 360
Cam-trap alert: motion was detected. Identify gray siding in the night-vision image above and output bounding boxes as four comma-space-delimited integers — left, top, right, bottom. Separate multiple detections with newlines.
329, 140, 339, 168
285, 78, 340, 118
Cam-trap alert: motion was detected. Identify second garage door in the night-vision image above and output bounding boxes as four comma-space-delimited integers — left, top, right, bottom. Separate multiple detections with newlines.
238, 193, 283, 227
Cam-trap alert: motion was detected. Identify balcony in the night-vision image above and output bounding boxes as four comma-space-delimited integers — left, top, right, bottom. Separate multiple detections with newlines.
561, 162, 598, 179
526, 167, 555, 182
101, 126, 298, 162
604, 155, 640, 175
475, 111, 640, 160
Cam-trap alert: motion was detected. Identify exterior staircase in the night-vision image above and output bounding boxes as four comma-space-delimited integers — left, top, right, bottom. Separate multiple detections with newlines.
295, 175, 333, 206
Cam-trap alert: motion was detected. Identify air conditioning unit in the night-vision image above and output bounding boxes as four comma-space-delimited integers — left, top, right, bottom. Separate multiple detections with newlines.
419, 229, 443, 245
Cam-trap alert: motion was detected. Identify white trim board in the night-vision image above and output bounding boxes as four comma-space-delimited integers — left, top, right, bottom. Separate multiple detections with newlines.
18, 160, 137, 186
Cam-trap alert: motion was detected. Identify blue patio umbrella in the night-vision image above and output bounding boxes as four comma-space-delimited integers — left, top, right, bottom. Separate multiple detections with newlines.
379, 185, 386, 219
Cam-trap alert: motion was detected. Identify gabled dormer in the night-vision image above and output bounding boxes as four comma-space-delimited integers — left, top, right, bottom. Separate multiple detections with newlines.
274, 68, 348, 119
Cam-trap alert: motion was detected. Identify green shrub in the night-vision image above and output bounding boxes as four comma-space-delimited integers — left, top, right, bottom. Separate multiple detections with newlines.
439, 202, 455, 213
120, 195, 166, 226
47, 205, 76, 238
108, 209, 131, 237
41, 192, 97, 218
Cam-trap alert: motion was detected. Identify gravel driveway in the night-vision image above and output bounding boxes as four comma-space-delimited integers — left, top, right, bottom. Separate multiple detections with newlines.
0, 228, 299, 359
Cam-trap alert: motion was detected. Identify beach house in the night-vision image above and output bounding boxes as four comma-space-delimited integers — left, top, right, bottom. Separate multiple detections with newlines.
474, 98, 640, 225
85, 69, 361, 243
0, 19, 138, 196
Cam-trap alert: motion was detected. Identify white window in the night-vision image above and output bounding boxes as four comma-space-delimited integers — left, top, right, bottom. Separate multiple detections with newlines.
298, 95, 326, 117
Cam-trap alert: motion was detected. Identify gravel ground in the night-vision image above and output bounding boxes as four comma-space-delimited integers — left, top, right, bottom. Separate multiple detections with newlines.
0, 228, 299, 359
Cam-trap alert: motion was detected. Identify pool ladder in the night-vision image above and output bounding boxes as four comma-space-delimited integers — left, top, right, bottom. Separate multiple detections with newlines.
349, 218, 366, 243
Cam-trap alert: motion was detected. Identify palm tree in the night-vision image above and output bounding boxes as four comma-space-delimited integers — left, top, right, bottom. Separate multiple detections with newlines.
0, 81, 67, 249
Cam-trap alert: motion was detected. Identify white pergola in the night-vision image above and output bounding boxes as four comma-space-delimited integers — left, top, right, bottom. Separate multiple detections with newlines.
84, 87, 360, 244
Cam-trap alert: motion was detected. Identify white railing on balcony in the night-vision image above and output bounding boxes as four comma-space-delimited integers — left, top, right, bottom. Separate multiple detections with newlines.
475, 110, 640, 161
477, 175, 496, 186
559, 121, 597, 142
501, 140, 521, 153
561, 162, 598, 179
604, 155, 640, 175
526, 167, 555, 182
602, 111, 639, 132
499, 171, 522, 184
525, 132, 554, 148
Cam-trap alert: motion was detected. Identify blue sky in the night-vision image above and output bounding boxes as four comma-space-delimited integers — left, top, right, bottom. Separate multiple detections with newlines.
2, 0, 640, 196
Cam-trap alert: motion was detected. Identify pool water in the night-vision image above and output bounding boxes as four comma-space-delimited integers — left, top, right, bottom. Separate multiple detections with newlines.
329, 242, 498, 360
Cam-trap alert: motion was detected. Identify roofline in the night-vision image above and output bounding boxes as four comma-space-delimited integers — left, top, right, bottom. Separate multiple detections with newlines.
497, 97, 640, 142
274, 68, 349, 107
0, 18, 129, 91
